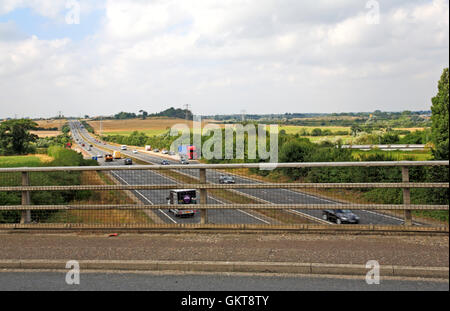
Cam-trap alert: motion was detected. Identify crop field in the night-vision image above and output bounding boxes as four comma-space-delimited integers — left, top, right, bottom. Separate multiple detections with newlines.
352, 149, 433, 161
89, 118, 225, 136
102, 129, 171, 136
290, 115, 361, 121
35, 119, 67, 130
87, 118, 429, 149
30, 130, 61, 138
91, 119, 352, 136
89, 118, 193, 135
279, 125, 351, 134
0, 155, 53, 168
305, 135, 353, 144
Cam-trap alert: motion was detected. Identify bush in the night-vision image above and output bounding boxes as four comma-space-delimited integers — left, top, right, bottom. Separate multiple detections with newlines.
0, 147, 98, 223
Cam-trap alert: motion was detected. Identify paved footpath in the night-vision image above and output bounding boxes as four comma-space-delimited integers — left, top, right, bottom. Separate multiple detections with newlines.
0, 233, 448, 268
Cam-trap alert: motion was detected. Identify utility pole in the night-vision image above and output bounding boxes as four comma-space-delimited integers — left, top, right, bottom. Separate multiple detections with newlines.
58, 111, 62, 130
184, 104, 190, 121
241, 109, 246, 122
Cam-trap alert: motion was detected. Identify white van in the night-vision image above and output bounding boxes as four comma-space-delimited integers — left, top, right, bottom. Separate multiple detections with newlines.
121, 145, 127, 150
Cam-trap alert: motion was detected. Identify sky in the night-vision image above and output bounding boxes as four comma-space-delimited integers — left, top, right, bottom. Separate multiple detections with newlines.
0, 0, 448, 118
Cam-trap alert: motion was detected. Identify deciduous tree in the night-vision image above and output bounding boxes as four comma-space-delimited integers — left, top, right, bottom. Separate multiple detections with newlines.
431, 68, 449, 160
0, 119, 38, 155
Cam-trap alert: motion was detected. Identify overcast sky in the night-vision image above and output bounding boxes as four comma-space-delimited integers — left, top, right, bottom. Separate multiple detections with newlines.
0, 0, 448, 118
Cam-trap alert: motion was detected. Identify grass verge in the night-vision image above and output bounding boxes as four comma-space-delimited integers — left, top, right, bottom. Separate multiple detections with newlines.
46, 171, 151, 224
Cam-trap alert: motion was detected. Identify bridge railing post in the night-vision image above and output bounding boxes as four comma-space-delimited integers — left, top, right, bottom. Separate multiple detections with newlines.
199, 168, 208, 224
402, 166, 412, 226
20, 171, 31, 224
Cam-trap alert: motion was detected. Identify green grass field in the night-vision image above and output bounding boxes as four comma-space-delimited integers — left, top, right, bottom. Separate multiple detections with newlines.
0, 155, 45, 168
352, 149, 433, 161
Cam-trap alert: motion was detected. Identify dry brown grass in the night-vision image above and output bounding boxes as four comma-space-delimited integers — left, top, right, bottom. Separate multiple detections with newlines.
395, 127, 427, 131
88, 118, 227, 135
35, 119, 67, 130
290, 116, 360, 121
34, 154, 54, 163
62, 171, 151, 224
30, 130, 61, 138
89, 118, 193, 132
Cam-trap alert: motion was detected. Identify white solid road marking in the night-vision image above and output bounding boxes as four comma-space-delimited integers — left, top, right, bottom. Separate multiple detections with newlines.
110, 160, 178, 224
288, 209, 333, 225
236, 209, 271, 224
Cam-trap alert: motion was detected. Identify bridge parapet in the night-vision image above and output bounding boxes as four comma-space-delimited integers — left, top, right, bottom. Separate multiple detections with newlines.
0, 161, 448, 233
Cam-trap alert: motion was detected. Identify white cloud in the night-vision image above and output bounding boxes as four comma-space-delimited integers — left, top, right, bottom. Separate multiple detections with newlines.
0, 0, 448, 117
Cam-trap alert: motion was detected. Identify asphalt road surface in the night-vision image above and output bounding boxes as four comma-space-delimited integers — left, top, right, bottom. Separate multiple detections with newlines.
69, 120, 411, 226
0, 271, 447, 291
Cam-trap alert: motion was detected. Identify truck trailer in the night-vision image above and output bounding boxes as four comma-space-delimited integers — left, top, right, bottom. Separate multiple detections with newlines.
167, 189, 197, 217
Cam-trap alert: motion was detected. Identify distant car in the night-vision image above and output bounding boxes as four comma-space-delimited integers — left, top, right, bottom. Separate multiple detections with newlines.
162, 150, 168, 154
97, 154, 103, 158
124, 158, 133, 165
81, 143, 85, 147
180, 159, 189, 165
87, 147, 91, 151
322, 209, 360, 224
153, 149, 160, 153
219, 175, 235, 184
132, 150, 138, 154
89, 144, 93, 147
121, 145, 127, 150
161, 160, 169, 165
168, 151, 175, 155
105, 154, 113, 162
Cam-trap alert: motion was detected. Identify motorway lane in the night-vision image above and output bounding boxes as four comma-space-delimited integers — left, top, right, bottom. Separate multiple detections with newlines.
70, 122, 266, 225
74, 122, 407, 226
1, 271, 447, 291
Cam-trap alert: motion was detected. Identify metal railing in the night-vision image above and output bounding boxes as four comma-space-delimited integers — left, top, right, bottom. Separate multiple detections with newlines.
0, 161, 448, 233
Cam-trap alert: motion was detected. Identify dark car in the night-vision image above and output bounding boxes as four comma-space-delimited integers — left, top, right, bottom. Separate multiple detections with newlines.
161, 160, 169, 165
124, 158, 133, 165
322, 209, 360, 224
219, 175, 235, 184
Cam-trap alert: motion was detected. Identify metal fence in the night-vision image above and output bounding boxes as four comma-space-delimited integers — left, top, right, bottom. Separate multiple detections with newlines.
0, 161, 448, 233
